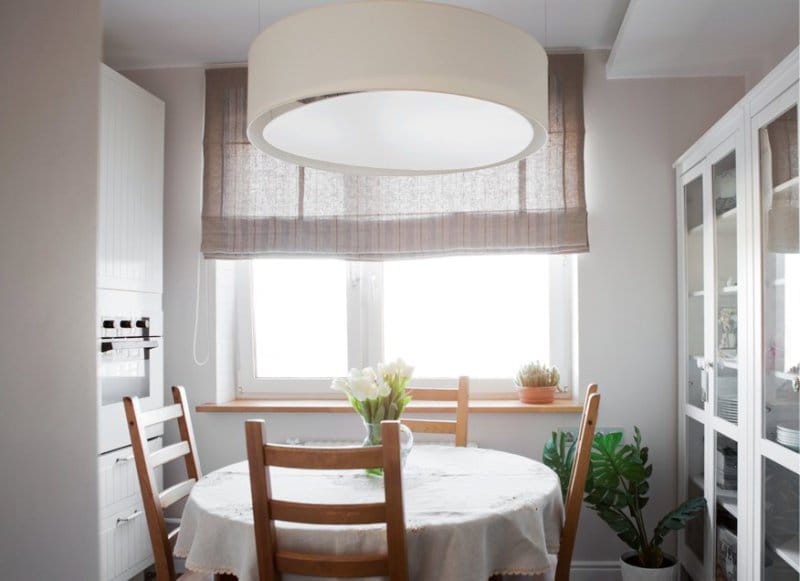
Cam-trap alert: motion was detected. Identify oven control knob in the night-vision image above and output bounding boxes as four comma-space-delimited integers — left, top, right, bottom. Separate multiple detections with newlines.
135, 319, 149, 329
120, 320, 132, 328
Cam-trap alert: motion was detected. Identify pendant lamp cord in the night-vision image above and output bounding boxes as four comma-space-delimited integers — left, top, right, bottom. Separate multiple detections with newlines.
193, 252, 210, 366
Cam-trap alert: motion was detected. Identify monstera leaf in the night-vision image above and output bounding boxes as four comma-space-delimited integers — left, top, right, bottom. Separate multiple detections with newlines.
651, 496, 708, 548
543, 431, 575, 501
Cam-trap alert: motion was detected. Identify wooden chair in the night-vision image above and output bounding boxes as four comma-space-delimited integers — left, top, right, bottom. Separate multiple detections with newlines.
245, 419, 409, 581
553, 384, 600, 581
401, 376, 469, 446
124, 385, 209, 581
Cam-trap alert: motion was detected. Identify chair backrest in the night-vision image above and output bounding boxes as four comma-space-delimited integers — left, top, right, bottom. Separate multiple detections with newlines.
554, 384, 600, 581
401, 376, 469, 446
124, 385, 202, 581
245, 419, 409, 581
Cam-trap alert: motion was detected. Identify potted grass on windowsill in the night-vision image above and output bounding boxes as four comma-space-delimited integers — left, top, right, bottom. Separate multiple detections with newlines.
514, 361, 563, 404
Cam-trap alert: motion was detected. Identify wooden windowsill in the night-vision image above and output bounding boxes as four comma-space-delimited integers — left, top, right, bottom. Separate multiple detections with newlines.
196, 398, 582, 414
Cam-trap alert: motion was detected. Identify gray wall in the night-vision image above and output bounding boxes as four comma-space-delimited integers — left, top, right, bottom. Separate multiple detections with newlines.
126, 52, 744, 573
0, 0, 100, 579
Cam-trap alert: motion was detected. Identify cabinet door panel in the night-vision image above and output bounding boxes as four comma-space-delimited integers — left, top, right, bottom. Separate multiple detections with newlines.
98, 66, 164, 293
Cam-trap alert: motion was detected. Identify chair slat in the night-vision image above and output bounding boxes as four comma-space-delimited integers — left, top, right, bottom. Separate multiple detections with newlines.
276, 551, 390, 578
150, 441, 190, 468
403, 376, 469, 447
269, 499, 386, 525
139, 403, 183, 428
404, 387, 459, 401
264, 444, 384, 470
401, 418, 456, 434
167, 527, 180, 551
159, 478, 196, 509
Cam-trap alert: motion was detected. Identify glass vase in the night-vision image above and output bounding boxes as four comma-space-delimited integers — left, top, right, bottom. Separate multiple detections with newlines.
361, 419, 414, 476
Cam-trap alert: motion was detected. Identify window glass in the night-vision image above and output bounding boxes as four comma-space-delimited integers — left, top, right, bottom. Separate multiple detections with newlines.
251, 259, 348, 377
383, 255, 551, 377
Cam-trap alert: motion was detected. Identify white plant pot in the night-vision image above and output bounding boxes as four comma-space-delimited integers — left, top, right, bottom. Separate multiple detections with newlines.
619, 552, 679, 581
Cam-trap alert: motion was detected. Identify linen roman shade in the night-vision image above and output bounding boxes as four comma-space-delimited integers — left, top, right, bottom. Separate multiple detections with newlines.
201, 54, 587, 259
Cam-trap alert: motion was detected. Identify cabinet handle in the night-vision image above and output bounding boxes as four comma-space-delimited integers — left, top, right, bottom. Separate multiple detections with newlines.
116, 510, 142, 526
115, 455, 133, 464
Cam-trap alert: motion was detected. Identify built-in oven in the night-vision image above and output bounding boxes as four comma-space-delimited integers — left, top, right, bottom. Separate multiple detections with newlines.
98, 289, 164, 453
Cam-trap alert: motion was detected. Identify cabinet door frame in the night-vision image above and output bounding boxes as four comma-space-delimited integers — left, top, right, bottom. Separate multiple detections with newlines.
748, 80, 800, 581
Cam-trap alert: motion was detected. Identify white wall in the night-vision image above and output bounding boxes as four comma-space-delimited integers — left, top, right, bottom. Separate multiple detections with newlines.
125, 52, 744, 573
0, 1, 100, 579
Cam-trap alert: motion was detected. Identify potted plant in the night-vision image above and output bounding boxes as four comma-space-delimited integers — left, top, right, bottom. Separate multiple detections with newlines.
514, 361, 561, 403
544, 427, 706, 580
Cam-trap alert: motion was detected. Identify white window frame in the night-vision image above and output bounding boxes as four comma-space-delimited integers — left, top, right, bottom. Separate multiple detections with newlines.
236, 256, 574, 398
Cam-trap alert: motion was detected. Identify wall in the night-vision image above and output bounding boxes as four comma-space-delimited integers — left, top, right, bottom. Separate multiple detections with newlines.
0, 1, 100, 579
125, 52, 744, 576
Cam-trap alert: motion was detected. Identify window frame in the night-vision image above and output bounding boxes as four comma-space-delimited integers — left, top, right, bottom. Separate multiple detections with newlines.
236, 255, 574, 397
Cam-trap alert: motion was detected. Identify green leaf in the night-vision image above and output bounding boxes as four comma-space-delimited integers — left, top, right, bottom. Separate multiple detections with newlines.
542, 432, 575, 501
651, 496, 707, 547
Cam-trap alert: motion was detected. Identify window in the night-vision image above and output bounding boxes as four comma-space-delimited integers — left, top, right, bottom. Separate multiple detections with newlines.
237, 255, 573, 395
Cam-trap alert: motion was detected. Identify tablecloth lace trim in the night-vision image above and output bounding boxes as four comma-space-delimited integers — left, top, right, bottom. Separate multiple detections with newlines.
490, 565, 555, 576
174, 549, 239, 577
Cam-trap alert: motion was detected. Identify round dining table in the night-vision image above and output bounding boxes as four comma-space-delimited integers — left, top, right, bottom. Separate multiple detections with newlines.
174, 445, 563, 581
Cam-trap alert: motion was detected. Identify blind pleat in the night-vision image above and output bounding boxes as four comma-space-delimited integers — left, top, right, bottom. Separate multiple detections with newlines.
201, 54, 588, 259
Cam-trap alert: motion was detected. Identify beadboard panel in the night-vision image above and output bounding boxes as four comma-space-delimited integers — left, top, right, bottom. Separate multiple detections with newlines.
98, 65, 165, 293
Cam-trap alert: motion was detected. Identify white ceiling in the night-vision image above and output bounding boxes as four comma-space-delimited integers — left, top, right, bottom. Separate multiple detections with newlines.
102, 0, 630, 70
608, 0, 799, 80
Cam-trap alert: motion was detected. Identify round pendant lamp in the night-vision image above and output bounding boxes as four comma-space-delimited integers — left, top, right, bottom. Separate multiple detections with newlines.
247, 0, 548, 176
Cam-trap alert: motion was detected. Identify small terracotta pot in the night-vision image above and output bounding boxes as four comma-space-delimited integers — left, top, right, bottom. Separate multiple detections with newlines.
517, 385, 557, 404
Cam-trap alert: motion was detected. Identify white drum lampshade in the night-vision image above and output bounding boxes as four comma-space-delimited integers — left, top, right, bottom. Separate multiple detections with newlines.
247, 0, 549, 176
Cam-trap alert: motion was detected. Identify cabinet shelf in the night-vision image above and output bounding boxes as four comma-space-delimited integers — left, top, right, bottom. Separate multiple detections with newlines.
721, 285, 738, 294
773, 176, 799, 194
767, 536, 800, 573
689, 289, 704, 297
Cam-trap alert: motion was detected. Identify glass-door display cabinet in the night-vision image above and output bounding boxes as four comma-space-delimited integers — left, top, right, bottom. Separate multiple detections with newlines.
676, 49, 799, 581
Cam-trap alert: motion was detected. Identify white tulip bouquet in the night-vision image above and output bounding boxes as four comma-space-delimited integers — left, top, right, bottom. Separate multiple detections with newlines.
331, 358, 414, 425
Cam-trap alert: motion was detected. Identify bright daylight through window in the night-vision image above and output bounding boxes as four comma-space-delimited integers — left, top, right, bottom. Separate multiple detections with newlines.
240, 255, 572, 394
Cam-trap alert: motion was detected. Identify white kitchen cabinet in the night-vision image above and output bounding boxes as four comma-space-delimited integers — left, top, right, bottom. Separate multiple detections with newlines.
99, 438, 162, 581
98, 65, 164, 294
675, 48, 799, 581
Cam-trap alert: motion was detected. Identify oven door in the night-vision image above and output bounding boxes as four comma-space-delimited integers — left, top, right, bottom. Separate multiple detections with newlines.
98, 290, 164, 454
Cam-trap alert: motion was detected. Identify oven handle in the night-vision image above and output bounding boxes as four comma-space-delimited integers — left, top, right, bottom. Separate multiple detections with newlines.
101, 339, 160, 353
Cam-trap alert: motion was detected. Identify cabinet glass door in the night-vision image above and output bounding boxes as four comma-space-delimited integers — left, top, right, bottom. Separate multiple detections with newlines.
685, 416, 706, 574
714, 432, 738, 580
762, 458, 799, 579
712, 152, 740, 425
685, 175, 707, 409
759, 105, 799, 449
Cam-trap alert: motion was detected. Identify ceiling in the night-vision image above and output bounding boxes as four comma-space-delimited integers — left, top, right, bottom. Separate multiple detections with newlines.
608, 0, 799, 80
104, 0, 799, 82
102, 0, 630, 70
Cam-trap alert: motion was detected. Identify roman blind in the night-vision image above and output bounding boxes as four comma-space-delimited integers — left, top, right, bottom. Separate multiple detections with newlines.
201, 54, 587, 260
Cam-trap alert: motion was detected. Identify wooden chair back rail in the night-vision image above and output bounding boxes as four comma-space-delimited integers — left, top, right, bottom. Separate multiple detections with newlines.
402, 375, 469, 447
246, 419, 409, 581
264, 444, 384, 470
139, 403, 183, 428
404, 387, 459, 401
400, 418, 456, 434
554, 388, 601, 581
269, 499, 387, 525
124, 385, 203, 581
159, 478, 196, 509
150, 441, 191, 468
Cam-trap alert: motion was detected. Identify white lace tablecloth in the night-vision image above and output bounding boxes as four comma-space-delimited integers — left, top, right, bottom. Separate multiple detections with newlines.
174, 445, 563, 581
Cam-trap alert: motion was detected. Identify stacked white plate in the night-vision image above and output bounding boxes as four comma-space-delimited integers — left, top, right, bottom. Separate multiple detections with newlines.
718, 396, 738, 423
777, 422, 799, 451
